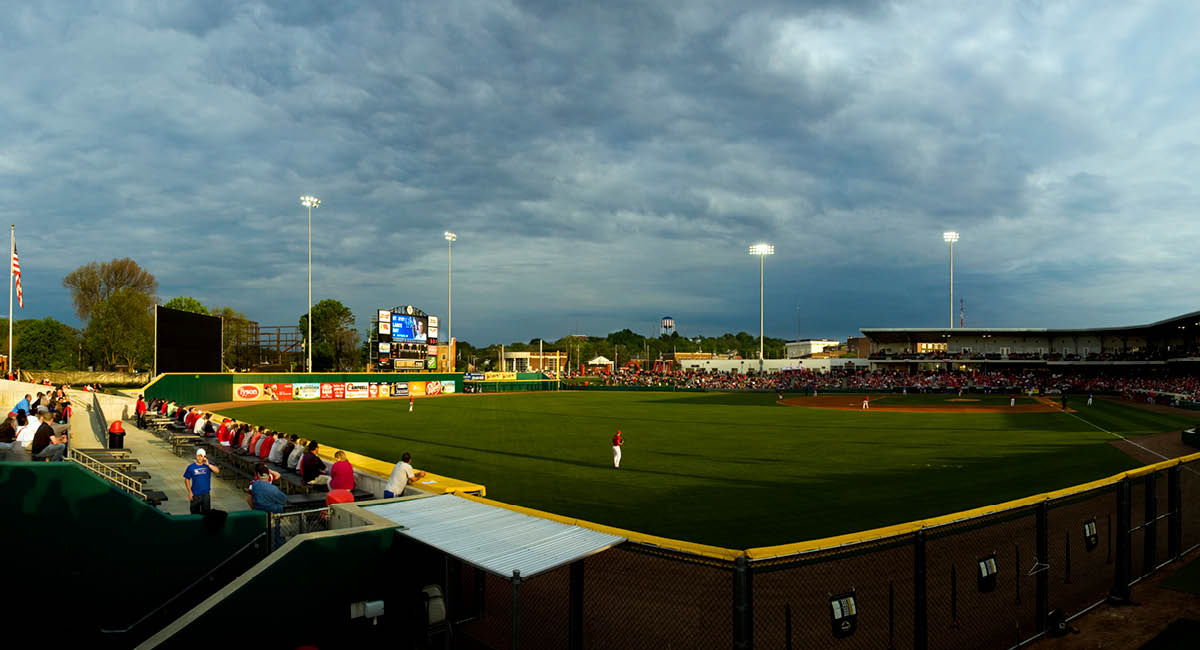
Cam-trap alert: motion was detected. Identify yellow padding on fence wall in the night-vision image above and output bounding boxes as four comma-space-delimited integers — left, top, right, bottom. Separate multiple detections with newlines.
745, 451, 1200, 560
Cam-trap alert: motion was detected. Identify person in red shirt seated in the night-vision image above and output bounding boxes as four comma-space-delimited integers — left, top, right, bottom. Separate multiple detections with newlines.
257, 430, 277, 460
329, 451, 355, 491
216, 418, 231, 444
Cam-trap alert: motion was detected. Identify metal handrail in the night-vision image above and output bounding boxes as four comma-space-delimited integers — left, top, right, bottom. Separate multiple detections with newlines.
99, 532, 267, 636
68, 447, 146, 500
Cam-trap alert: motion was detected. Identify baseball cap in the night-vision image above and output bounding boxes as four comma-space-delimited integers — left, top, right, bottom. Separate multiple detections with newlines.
195, 448, 206, 457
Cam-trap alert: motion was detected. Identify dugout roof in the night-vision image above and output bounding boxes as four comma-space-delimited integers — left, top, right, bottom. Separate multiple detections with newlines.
861, 310, 1200, 344
365, 494, 625, 580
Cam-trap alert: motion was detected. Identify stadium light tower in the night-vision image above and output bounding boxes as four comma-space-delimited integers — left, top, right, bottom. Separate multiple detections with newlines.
943, 231, 959, 329
444, 231, 456, 346
301, 195, 321, 372
749, 243, 774, 372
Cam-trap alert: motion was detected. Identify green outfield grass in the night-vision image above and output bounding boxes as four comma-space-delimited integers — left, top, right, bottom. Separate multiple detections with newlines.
221, 392, 1197, 548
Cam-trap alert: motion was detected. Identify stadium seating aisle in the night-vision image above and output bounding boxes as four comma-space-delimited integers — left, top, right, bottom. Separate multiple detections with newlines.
113, 417, 249, 515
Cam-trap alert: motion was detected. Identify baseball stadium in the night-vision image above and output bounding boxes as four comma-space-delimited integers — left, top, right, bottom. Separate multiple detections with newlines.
6, 308, 1200, 650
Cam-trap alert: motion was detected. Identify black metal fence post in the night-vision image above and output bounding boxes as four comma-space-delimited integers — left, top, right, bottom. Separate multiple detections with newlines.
1144, 472, 1157, 577
733, 556, 753, 650
569, 560, 584, 650
1035, 502, 1048, 633
914, 530, 928, 650
1168, 465, 1182, 561
512, 569, 522, 650
1110, 479, 1132, 603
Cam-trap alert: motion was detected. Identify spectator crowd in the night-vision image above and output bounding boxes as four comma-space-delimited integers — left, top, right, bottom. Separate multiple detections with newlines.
591, 367, 1200, 403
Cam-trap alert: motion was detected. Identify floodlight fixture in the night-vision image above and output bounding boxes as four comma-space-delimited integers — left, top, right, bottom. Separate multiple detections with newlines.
748, 242, 774, 372
943, 231, 959, 328
300, 195, 321, 372
444, 232, 457, 345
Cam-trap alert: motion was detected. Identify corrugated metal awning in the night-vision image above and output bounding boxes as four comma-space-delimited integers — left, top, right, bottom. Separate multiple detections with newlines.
365, 494, 625, 580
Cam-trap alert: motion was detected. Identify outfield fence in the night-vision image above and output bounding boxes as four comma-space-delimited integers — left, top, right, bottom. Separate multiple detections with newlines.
413, 453, 1200, 650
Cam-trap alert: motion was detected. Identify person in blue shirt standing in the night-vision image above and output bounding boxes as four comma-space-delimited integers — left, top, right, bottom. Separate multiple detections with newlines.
183, 448, 221, 514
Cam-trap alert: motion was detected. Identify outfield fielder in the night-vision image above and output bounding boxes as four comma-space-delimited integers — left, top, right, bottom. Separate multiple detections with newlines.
612, 430, 623, 468
861, 395, 869, 409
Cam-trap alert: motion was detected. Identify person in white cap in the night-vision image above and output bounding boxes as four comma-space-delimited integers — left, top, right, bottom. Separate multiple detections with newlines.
183, 448, 220, 515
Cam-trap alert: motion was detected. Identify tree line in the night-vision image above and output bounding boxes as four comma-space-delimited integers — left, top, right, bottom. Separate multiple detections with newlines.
9, 256, 800, 374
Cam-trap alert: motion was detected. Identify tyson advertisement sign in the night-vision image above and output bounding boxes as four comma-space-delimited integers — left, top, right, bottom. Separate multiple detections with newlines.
345, 382, 369, 399
426, 380, 443, 396
293, 383, 321, 400
409, 381, 426, 396
234, 384, 265, 401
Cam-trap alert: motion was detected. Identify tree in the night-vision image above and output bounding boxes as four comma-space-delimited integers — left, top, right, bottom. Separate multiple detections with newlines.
13, 318, 80, 370
85, 288, 153, 370
162, 296, 209, 315
62, 258, 158, 320
298, 299, 358, 371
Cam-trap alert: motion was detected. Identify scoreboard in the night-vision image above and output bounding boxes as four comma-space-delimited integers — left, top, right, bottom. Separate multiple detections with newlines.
372, 306, 440, 371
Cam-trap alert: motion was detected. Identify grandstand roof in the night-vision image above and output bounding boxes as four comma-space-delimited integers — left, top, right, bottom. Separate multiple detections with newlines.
862, 310, 1200, 344
365, 494, 625, 580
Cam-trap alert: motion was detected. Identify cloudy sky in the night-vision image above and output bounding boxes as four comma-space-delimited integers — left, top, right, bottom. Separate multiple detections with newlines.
2, 1, 1198, 345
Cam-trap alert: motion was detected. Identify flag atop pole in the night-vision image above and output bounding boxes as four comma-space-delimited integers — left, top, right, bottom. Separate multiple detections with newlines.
12, 240, 23, 309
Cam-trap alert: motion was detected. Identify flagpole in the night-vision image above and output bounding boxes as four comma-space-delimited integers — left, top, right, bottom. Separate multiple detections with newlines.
8, 224, 13, 379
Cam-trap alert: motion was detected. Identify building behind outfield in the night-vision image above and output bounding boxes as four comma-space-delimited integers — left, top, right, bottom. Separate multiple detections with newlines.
861, 310, 1200, 371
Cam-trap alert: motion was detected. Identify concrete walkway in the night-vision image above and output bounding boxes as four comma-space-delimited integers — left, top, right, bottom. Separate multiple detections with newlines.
117, 418, 251, 515
0, 380, 249, 515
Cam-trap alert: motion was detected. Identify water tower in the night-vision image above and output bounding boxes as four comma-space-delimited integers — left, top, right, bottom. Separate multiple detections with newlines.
660, 316, 676, 336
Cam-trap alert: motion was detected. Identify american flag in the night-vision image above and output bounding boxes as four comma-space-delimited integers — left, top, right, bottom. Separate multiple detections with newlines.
12, 243, 22, 309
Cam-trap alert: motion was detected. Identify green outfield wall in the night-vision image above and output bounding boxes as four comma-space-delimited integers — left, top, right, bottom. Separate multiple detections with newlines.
143, 372, 463, 404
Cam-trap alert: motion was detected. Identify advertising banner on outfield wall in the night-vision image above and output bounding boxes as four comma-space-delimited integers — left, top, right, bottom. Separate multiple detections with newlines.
464, 372, 485, 381
293, 383, 320, 400
426, 381, 443, 396
345, 382, 369, 399
391, 382, 408, 397
409, 381, 426, 396
368, 383, 380, 398
320, 383, 346, 399
234, 384, 268, 401
441, 380, 456, 394
264, 383, 293, 401
484, 372, 517, 381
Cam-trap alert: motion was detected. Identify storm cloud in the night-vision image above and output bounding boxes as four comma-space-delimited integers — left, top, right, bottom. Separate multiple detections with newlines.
2, 1, 1196, 344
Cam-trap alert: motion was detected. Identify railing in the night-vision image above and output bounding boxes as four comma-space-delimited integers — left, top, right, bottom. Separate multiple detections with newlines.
99, 532, 267, 640
67, 447, 146, 500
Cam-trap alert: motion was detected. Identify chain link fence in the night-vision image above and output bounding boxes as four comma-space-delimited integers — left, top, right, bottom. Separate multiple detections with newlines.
268, 508, 330, 551
397, 456, 1199, 650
